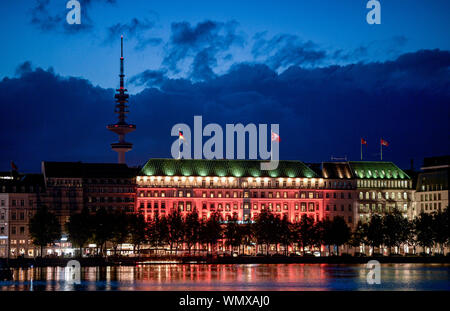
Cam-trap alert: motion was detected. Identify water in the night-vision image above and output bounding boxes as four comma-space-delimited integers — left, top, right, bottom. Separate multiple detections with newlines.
1, 263, 449, 291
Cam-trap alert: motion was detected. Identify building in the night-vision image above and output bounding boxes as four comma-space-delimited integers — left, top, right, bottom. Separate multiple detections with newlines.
40, 161, 137, 256
349, 161, 413, 222
321, 162, 357, 228
0, 172, 44, 258
414, 156, 449, 217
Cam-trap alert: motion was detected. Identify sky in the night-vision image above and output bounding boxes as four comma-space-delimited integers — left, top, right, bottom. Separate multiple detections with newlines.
0, 0, 449, 172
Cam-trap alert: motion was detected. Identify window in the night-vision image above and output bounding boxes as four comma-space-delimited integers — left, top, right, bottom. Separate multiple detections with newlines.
308, 203, 315, 212
326, 205, 329, 211
301, 203, 306, 212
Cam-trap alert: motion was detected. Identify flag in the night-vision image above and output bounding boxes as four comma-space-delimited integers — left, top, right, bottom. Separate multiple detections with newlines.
10, 161, 18, 171
271, 131, 280, 142
178, 131, 185, 141
361, 138, 367, 145
381, 138, 389, 147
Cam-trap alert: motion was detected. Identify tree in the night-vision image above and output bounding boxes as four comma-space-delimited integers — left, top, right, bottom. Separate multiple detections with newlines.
66, 206, 92, 258
184, 209, 201, 254
295, 215, 316, 255
128, 213, 148, 257
349, 221, 368, 254
148, 213, 169, 254
329, 216, 350, 256
91, 207, 114, 257
110, 210, 130, 256
415, 212, 435, 254
366, 215, 384, 255
167, 209, 183, 255
253, 209, 276, 255
224, 214, 241, 254
319, 219, 334, 255
199, 212, 222, 255
278, 215, 292, 256
432, 208, 449, 254
382, 210, 407, 255
239, 220, 253, 255
405, 219, 418, 254
29, 206, 61, 257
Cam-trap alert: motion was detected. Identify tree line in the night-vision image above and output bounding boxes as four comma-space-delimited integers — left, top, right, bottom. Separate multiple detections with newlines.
29, 206, 449, 257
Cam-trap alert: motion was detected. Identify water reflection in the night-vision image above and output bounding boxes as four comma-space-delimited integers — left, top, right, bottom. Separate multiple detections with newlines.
1, 264, 449, 291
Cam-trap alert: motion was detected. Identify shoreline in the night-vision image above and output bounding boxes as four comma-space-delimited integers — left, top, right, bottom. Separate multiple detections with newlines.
2, 255, 450, 268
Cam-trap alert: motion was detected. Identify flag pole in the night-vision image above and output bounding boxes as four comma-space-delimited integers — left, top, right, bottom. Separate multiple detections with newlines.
178, 128, 181, 160
270, 139, 273, 160
360, 141, 363, 161
380, 140, 382, 161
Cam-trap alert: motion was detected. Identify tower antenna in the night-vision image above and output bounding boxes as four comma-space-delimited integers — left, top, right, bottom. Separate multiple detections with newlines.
107, 35, 136, 164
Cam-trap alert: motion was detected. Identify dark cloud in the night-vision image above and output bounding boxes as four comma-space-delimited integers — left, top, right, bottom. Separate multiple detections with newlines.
30, 0, 115, 34
105, 17, 162, 50
1, 50, 449, 172
163, 20, 244, 80
191, 48, 217, 81
252, 32, 327, 70
129, 69, 167, 88
15, 61, 33, 76
333, 35, 409, 63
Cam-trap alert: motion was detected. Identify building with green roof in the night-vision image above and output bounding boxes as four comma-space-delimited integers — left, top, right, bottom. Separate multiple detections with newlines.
140, 159, 317, 179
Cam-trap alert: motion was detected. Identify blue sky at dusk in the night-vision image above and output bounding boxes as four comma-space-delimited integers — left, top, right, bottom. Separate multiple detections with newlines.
0, 0, 449, 172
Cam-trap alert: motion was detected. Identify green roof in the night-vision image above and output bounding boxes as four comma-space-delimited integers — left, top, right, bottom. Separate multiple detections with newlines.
141, 159, 318, 178
348, 161, 410, 180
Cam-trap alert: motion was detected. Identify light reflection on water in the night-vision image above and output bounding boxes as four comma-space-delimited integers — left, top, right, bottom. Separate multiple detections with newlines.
1, 263, 449, 291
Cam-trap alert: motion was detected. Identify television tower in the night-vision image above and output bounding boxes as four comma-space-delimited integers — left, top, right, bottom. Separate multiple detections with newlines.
107, 35, 136, 164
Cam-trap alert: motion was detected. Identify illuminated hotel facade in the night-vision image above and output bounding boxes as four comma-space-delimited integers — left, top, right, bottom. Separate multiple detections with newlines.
136, 159, 414, 230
